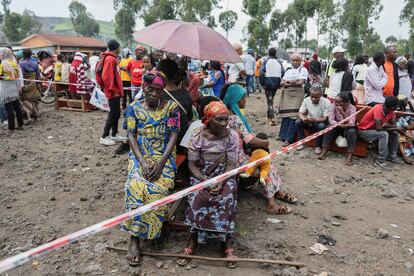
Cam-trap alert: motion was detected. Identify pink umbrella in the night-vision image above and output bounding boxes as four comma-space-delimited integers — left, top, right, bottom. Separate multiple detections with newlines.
133, 20, 241, 63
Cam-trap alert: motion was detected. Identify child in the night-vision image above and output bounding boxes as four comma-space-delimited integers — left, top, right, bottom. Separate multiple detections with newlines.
396, 95, 414, 164
240, 132, 271, 185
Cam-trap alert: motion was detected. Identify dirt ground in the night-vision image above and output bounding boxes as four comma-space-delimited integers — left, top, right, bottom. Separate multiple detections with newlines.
1, 94, 414, 276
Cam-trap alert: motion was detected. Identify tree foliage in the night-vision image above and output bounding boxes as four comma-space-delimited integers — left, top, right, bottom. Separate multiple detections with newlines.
242, 0, 274, 54
218, 10, 238, 38
68, 1, 100, 37
341, 0, 383, 57
3, 9, 42, 42
399, 0, 414, 53
114, 7, 136, 46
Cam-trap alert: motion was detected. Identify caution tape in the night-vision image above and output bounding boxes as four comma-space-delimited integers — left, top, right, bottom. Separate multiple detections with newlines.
0, 107, 367, 273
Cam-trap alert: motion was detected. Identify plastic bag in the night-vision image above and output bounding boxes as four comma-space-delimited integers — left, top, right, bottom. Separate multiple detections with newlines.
90, 87, 109, 111
335, 135, 348, 148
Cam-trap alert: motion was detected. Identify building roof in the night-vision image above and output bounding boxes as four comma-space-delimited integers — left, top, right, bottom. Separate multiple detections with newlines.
20, 34, 106, 48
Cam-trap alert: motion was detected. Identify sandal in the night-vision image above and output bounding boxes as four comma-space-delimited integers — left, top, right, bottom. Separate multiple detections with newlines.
224, 248, 239, 269
266, 205, 292, 215
278, 193, 298, 204
176, 247, 193, 266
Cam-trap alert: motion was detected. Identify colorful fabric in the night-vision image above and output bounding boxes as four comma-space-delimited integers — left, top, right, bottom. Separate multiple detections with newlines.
328, 103, 356, 125
223, 84, 252, 133
142, 71, 166, 90
185, 126, 239, 243
121, 100, 180, 239
227, 115, 280, 198
119, 57, 133, 81
54, 61, 63, 81
358, 104, 395, 131
202, 101, 229, 125
0, 48, 20, 104
69, 52, 89, 94
245, 149, 270, 179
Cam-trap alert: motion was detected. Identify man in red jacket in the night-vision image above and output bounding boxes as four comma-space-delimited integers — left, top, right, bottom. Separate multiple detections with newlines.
99, 39, 124, 146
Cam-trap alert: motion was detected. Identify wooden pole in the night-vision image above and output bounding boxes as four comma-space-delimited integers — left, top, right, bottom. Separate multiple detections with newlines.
106, 246, 306, 267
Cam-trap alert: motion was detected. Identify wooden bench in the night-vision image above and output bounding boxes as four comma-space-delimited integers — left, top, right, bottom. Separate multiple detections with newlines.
303, 105, 371, 157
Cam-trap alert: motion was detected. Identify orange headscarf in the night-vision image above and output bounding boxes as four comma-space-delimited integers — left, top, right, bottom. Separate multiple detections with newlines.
202, 101, 229, 125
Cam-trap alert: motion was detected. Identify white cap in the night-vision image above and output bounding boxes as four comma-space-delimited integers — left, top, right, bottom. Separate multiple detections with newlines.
332, 46, 346, 54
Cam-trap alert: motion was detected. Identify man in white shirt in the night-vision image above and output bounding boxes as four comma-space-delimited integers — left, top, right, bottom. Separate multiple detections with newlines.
263, 47, 283, 125
227, 43, 246, 83
364, 52, 388, 106
241, 48, 256, 95
295, 84, 331, 154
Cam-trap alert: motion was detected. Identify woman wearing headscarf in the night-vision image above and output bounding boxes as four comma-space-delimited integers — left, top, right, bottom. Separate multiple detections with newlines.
121, 71, 180, 266
0, 47, 24, 131
396, 56, 413, 99
178, 101, 240, 268
278, 53, 308, 146
223, 84, 296, 215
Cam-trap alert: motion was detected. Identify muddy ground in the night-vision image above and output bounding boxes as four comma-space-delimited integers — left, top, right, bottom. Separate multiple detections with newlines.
1, 94, 414, 276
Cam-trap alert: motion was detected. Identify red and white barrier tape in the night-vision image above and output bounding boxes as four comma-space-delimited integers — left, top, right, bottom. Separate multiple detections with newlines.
0, 107, 367, 273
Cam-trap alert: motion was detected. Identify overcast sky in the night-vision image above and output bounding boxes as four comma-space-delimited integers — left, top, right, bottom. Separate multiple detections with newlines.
9, 0, 410, 47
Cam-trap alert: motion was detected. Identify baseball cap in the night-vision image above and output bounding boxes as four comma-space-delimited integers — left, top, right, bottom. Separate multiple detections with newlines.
332, 46, 346, 54
247, 48, 254, 54
135, 44, 145, 51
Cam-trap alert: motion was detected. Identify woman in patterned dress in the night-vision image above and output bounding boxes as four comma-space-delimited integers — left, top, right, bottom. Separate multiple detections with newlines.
121, 72, 180, 266
178, 101, 240, 268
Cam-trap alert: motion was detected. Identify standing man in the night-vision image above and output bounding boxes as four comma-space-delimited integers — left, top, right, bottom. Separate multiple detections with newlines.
98, 39, 124, 146
263, 47, 283, 126
124, 45, 145, 100
241, 48, 256, 95
364, 52, 388, 106
324, 46, 346, 95
383, 46, 399, 97
227, 43, 246, 83
358, 96, 402, 170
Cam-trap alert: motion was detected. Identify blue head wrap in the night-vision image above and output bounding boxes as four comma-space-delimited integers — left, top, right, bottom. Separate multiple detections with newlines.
223, 84, 252, 133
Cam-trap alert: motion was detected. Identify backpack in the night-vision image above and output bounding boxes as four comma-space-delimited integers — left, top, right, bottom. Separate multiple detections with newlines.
95, 55, 112, 89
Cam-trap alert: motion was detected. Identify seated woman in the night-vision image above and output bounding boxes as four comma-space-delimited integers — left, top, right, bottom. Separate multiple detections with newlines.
223, 84, 297, 214
278, 53, 308, 146
121, 72, 180, 266
179, 101, 239, 268
318, 92, 357, 166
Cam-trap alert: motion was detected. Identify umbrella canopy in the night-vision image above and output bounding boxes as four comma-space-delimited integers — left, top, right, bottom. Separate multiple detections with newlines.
275, 47, 290, 61
134, 20, 242, 63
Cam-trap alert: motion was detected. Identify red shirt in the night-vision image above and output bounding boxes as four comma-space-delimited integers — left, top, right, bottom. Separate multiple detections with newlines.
358, 104, 395, 131
126, 59, 143, 86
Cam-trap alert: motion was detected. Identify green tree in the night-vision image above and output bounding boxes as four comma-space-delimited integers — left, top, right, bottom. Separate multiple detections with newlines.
114, 7, 136, 46
20, 9, 41, 37
3, 9, 42, 42
3, 12, 21, 42
68, 0, 100, 37
341, 0, 382, 57
218, 10, 238, 39
400, 0, 414, 54
243, 0, 274, 54
1, 0, 11, 15
385, 35, 398, 45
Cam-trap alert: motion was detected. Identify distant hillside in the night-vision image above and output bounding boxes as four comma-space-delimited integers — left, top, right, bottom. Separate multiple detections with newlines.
35, 16, 116, 41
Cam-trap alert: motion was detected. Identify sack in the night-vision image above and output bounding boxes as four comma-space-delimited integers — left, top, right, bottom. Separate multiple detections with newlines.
21, 83, 41, 101
90, 87, 110, 111
335, 135, 348, 148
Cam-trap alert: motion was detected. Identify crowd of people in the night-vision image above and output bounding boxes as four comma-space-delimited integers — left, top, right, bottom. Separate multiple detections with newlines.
1, 37, 414, 268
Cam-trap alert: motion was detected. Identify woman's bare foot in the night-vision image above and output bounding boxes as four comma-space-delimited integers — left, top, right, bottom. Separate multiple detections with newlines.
126, 235, 141, 266
346, 153, 353, 166
177, 234, 197, 266
224, 237, 238, 268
